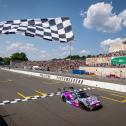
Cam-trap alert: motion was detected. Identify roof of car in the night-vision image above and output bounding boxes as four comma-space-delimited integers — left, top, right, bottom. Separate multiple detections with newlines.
77, 91, 87, 94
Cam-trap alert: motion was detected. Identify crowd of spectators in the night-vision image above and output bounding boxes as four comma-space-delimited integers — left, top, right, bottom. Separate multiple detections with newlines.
14, 59, 86, 73
86, 50, 126, 68
12, 50, 126, 71
90, 50, 126, 58
87, 63, 126, 68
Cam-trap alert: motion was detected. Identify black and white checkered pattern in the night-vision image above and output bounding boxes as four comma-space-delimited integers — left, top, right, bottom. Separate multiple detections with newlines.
0, 87, 95, 106
0, 17, 74, 42
0, 92, 61, 106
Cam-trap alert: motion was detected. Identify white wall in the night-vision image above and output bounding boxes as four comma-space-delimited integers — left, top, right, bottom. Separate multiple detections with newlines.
79, 66, 126, 78
1, 68, 126, 92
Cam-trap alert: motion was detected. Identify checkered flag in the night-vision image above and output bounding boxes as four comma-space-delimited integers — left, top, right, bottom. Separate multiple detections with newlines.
0, 17, 74, 42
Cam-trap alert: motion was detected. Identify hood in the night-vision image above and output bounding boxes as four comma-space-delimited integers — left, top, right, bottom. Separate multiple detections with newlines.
87, 96, 100, 105
80, 96, 100, 105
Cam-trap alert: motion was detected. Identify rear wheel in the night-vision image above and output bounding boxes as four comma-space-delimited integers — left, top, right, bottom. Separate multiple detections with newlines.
62, 96, 66, 102
79, 102, 85, 109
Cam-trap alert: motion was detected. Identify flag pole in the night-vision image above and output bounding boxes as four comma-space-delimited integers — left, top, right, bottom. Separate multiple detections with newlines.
69, 39, 75, 73
69, 41, 72, 73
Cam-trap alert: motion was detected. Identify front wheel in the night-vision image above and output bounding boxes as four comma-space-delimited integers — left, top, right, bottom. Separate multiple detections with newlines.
79, 102, 85, 109
89, 106, 93, 111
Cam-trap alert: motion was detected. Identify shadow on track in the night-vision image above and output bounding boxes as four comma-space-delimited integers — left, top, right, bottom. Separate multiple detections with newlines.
0, 115, 8, 126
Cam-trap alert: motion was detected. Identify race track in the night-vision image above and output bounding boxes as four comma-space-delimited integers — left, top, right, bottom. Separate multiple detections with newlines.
0, 69, 126, 126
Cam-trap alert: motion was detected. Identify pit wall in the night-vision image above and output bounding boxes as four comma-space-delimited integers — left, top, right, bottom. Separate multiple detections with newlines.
79, 67, 126, 78
1, 68, 126, 93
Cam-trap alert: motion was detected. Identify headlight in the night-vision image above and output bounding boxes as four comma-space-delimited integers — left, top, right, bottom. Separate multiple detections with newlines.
86, 100, 90, 105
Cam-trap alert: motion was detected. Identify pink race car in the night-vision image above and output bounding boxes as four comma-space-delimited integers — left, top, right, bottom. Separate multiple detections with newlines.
59, 87, 102, 111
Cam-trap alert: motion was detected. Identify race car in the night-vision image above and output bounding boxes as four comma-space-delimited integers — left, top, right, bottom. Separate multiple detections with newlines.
59, 87, 102, 111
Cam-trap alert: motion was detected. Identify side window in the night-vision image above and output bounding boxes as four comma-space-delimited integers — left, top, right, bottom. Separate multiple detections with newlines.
72, 93, 77, 99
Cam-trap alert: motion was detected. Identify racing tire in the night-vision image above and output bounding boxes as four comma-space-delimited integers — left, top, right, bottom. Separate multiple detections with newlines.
62, 96, 66, 102
79, 102, 85, 110
89, 106, 93, 111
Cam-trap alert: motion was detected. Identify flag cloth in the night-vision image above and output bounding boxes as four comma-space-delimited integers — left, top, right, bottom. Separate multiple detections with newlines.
0, 17, 74, 42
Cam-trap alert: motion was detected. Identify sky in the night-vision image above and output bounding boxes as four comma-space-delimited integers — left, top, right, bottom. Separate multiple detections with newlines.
0, 0, 126, 60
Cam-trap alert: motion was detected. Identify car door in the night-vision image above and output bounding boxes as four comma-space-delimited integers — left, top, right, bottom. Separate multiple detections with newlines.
71, 93, 79, 107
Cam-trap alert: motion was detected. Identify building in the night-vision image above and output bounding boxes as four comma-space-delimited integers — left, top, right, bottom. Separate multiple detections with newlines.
108, 41, 126, 53
80, 41, 126, 78
86, 56, 111, 66
86, 41, 126, 66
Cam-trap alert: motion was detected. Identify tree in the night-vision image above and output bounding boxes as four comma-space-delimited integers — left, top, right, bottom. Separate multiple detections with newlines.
65, 55, 81, 60
0, 57, 3, 61
86, 55, 92, 58
10, 52, 28, 61
3, 57, 10, 65
0, 57, 4, 65
65, 55, 86, 60
80, 56, 86, 60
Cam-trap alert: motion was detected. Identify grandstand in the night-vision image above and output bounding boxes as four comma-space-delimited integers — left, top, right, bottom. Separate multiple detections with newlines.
85, 50, 126, 67
13, 59, 86, 73
85, 41, 126, 67
80, 41, 126, 79
109, 41, 126, 53
12, 41, 126, 79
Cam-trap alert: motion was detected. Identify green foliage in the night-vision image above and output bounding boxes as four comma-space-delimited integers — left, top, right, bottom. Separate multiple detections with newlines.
10, 52, 28, 61
3, 57, 10, 65
80, 56, 86, 60
0, 57, 3, 61
0, 52, 28, 65
86, 55, 92, 58
65, 55, 80, 60
65, 55, 86, 60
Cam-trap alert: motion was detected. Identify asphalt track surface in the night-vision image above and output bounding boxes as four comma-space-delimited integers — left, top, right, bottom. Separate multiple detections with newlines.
0, 70, 126, 126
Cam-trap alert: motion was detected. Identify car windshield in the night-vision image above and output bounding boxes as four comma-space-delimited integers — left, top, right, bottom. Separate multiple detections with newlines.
71, 92, 77, 99
78, 92, 89, 98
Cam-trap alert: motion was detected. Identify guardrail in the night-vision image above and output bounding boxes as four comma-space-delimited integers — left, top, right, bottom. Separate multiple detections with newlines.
1, 67, 126, 92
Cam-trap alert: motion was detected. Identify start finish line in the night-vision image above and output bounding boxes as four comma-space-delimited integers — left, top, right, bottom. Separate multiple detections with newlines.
0, 88, 94, 106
